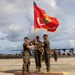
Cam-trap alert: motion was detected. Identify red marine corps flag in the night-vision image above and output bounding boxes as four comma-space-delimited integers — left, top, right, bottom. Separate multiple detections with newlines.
34, 2, 59, 32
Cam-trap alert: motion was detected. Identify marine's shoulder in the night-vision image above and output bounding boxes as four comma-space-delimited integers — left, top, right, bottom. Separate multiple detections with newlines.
23, 42, 28, 45
45, 39, 49, 42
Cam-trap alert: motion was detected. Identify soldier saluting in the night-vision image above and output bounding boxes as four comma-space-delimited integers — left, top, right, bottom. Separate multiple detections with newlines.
43, 34, 51, 73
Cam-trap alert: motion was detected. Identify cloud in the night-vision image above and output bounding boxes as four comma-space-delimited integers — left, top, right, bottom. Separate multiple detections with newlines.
69, 40, 75, 48
0, 0, 75, 53
0, 0, 61, 42
62, 0, 75, 2
0, 0, 20, 19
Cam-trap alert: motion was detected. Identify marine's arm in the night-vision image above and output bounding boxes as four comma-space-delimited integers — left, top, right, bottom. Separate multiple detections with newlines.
24, 42, 35, 49
27, 45, 35, 49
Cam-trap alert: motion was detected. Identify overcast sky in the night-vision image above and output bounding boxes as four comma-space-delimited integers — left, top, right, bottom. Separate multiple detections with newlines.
0, 0, 75, 54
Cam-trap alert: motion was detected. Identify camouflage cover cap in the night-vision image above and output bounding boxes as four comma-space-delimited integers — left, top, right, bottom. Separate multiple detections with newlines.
36, 36, 39, 39
24, 37, 29, 40
43, 34, 48, 36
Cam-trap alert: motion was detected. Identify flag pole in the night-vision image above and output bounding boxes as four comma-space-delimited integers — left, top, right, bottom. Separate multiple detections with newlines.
34, 28, 36, 40
34, 1, 36, 40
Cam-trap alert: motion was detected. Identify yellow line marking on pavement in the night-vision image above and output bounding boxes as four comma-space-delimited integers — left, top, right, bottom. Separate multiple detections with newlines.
10, 74, 14, 75
63, 72, 68, 75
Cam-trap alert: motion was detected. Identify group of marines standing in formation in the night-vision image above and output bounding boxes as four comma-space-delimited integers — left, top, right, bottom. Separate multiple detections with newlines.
22, 34, 57, 75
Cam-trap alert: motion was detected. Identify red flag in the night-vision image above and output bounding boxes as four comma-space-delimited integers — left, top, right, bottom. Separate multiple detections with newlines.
34, 2, 59, 32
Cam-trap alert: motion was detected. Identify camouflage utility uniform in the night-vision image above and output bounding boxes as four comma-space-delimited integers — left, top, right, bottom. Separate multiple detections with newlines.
22, 42, 30, 73
43, 39, 50, 71
53, 50, 58, 62
35, 40, 43, 72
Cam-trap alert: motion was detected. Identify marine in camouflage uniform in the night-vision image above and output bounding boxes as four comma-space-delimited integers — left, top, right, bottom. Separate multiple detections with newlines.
34, 36, 44, 72
53, 49, 58, 62
22, 37, 34, 75
43, 34, 50, 73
